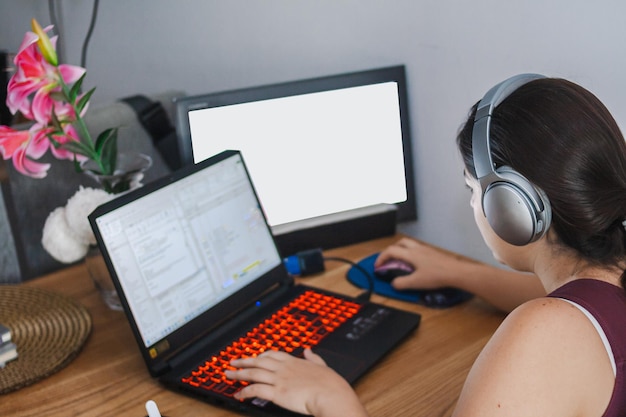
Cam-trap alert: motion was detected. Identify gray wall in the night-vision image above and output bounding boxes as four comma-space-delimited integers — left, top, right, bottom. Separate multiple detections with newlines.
2, 0, 626, 267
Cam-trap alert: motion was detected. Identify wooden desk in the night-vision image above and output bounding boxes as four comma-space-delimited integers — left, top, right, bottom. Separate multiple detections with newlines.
1, 235, 505, 417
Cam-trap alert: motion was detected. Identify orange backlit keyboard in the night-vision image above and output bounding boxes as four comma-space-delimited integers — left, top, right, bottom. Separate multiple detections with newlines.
181, 290, 361, 397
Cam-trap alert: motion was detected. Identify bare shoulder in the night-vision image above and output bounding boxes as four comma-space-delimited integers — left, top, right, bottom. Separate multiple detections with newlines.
504, 296, 593, 337
453, 297, 614, 417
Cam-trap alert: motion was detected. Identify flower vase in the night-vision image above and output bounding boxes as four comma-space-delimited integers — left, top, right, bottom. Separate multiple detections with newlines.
80, 152, 152, 194
81, 152, 152, 310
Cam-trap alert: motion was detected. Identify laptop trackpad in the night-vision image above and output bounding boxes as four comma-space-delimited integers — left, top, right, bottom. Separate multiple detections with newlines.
315, 348, 366, 382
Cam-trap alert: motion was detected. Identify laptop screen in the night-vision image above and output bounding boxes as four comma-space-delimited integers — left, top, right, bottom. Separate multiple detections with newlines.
92, 152, 282, 348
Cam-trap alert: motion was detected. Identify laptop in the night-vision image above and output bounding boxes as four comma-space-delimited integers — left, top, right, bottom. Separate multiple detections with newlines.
89, 150, 421, 416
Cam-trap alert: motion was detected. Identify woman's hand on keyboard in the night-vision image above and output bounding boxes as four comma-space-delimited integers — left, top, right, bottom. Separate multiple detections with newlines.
227, 349, 368, 417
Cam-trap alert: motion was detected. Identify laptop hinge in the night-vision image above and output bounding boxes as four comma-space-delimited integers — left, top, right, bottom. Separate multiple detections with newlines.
166, 281, 297, 371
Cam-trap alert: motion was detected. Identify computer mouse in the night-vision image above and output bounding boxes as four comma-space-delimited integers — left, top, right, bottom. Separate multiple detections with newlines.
373, 259, 414, 283
373, 259, 473, 308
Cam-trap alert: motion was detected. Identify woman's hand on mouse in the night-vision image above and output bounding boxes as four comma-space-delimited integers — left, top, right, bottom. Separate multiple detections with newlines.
375, 237, 546, 312
227, 349, 368, 417
375, 237, 473, 291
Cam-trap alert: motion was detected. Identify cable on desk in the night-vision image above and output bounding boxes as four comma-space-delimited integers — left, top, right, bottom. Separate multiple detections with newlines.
283, 249, 375, 302
323, 256, 375, 302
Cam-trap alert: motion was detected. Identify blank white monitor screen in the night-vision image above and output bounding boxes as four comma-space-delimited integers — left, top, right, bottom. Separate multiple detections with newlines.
186, 81, 407, 227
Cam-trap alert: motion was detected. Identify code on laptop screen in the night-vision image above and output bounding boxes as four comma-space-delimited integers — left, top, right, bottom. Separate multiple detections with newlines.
95, 154, 282, 347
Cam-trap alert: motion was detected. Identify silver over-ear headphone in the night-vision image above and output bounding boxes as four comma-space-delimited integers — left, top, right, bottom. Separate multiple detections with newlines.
472, 74, 552, 246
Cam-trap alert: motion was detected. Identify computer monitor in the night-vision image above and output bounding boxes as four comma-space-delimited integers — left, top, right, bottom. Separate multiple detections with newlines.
175, 65, 416, 255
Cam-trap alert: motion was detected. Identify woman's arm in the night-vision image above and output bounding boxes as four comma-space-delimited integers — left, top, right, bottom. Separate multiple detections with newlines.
375, 237, 546, 312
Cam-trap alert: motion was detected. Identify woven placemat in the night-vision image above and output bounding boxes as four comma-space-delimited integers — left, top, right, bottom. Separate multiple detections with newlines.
0, 286, 92, 394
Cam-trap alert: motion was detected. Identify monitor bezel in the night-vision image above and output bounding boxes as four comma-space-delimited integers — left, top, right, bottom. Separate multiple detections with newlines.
174, 65, 417, 226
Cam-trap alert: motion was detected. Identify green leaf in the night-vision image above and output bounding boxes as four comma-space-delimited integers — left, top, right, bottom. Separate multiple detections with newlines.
59, 140, 92, 157
76, 87, 96, 114
95, 128, 118, 175
73, 156, 83, 173
50, 106, 63, 132
94, 128, 117, 153
69, 73, 87, 102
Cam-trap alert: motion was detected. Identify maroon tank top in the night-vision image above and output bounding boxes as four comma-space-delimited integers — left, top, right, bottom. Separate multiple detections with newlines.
548, 279, 626, 416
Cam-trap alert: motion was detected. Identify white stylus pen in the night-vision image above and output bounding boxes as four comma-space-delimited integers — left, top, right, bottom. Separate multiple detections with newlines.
146, 400, 162, 417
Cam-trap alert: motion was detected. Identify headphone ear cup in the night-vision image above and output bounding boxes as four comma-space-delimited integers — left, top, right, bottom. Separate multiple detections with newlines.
482, 167, 551, 246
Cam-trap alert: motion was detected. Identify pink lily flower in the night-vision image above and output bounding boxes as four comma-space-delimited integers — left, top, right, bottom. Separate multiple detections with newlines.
1, 19, 110, 181
6, 26, 85, 121
31, 86, 89, 126
0, 124, 52, 178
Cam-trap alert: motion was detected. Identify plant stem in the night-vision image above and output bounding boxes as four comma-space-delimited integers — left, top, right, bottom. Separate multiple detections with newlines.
57, 76, 110, 175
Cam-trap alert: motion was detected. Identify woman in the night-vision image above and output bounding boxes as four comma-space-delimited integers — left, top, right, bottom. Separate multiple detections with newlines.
226, 76, 626, 416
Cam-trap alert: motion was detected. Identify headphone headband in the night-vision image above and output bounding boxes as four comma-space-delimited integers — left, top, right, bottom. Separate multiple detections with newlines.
472, 74, 545, 179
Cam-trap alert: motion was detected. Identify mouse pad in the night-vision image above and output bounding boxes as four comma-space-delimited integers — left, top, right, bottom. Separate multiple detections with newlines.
347, 253, 473, 307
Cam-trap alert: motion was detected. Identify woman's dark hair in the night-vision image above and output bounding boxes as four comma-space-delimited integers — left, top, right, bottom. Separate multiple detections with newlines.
457, 78, 626, 289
